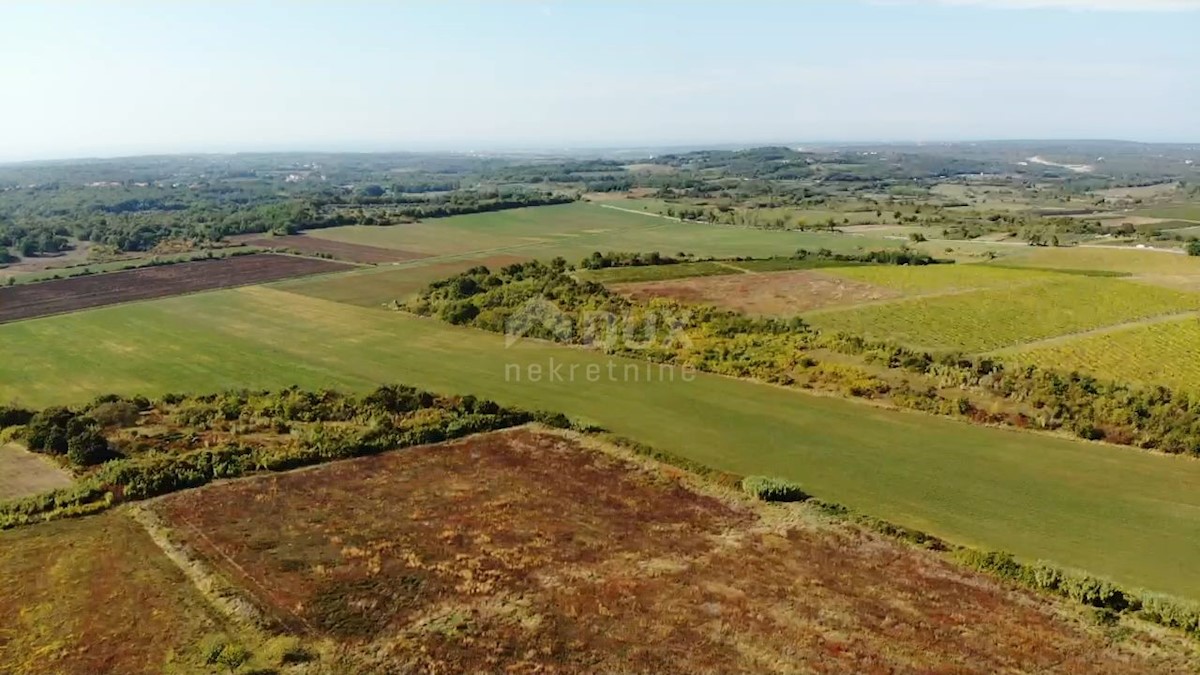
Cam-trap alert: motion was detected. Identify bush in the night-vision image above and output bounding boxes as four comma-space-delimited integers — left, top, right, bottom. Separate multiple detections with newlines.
66, 428, 114, 467
741, 475, 810, 502
25, 406, 77, 454
88, 400, 141, 428
0, 405, 34, 428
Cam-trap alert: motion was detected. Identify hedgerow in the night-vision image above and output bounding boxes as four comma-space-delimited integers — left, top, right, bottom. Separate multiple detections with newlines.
0, 385, 548, 529
409, 257, 1200, 457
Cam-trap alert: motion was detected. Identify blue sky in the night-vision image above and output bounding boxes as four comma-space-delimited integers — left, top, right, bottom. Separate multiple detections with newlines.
1, 1, 1197, 160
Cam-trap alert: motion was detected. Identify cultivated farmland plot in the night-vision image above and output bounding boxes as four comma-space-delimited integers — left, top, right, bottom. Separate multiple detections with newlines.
1010, 315, 1200, 391
806, 276, 1200, 353
0, 254, 351, 324
238, 234, 429, 264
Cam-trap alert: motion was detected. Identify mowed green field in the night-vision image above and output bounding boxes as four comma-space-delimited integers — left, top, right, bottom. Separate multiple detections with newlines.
807, 276, 1200, 353
3, 287, 1200, 599
307, 202, 897, 260
1010, 314, 1200, 391
275, 254, 531, 307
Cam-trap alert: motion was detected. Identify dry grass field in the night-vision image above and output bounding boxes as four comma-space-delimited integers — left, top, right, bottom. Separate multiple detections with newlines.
0, 443, 73, 501
149, 428, 1197, 674
0, 513, 231, 674
612, 269, 900, 315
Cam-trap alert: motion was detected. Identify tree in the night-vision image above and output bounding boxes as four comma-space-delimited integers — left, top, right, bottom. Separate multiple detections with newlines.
1187, 240, 1200, 257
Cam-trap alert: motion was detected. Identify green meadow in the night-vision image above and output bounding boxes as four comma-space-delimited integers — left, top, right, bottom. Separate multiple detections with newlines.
307, 202, 896, 259
3, 286, 1200, 600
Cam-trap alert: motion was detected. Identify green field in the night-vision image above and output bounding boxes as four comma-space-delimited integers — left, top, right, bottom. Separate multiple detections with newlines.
999, 247, 1200, 276
1010, 314, 1200, 391
1133, 204, 1200, 221
807, 277, 1200, 352
3, 286, 1200, 599
820, 263, 1059, 294
275, 253, 530, 307
307, 203, 897, 260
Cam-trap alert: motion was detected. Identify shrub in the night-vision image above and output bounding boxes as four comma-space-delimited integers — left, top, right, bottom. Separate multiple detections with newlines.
741, 476, 810, 502
0, 405, 34, 428
66, 428, 114, 467
25, 406, 77, 454
88, 400, 141, 428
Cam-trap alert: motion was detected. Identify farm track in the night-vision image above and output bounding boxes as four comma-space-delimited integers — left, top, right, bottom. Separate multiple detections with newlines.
0, 254, 351, 324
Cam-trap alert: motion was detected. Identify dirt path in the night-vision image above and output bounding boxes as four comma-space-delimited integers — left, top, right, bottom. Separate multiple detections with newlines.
0, 442, 74, 500
988, 311, 1200, 356
713, 260, 754, 274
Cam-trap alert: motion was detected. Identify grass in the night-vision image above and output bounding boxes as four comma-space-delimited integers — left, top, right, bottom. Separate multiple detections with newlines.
306, 202, 898, 261
998, 247, 1200, 276
1133, 204, 1200, 221
4, 286, 1200, 599
1010, 315, 1200, 391
274, 254, 529, 307
819, 263, 1060, 294
146, 428, 1186, 673
0, 512, 230, 674
807, 277, 1200, 352
612, 269, 901, 316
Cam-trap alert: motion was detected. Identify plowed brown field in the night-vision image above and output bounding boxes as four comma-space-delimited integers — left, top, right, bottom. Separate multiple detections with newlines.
0, 254, 350, 323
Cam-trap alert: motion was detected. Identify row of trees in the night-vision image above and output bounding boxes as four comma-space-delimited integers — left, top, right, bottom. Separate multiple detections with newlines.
0, 385, 578, 529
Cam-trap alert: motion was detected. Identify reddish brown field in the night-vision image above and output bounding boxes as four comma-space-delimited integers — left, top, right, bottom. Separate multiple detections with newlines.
240, 234, 430, 264
613, 269, 899, 316
0, 254, 350, 323
151, 429, 1192, 674
0, 513, 227, 674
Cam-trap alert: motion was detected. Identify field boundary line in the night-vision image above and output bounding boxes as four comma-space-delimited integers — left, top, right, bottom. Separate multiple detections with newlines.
987, 311, 1200, 356
130, 504, 318, 635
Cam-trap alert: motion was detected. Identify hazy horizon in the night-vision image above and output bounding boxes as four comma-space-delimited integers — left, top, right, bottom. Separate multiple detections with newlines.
2, 0, 1197, 162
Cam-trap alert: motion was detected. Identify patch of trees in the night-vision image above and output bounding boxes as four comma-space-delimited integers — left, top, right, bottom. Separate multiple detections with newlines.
579, 251, 685, 270
24, 407, 117, 467
0, 385, 581, 529
793, 247, 946, 266
311, 191, 575, 229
